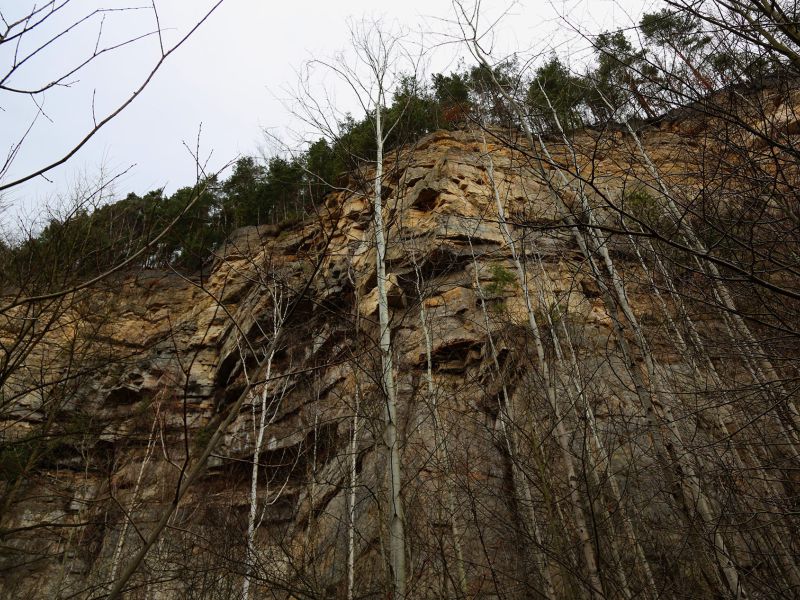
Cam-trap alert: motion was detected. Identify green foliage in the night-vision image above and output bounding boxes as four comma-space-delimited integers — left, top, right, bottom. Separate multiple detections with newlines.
221, 157, 268, 229
262, 156, 306, 222
334, 112, 378, 168
305, 138, 336, 201
387, 74, 441, 140
0, 442, 33, 482
708, 50, 781, 85
527, 56, 587, 131
640, 9, 709, 52
486, 264, 517, 296
3, 145, 332, 283
160, 182, 225, 271
432, 72, 470, 106
623, 188, 668, 231
468, 58, 520, 127
587, 30, 655, 119
331, 72, 443, 163
640, 9, 714, 92
432, 71, 473, 127
13, 18, 777, 287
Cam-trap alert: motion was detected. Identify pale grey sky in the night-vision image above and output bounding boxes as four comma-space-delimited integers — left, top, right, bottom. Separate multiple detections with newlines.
0, 0, 650, 226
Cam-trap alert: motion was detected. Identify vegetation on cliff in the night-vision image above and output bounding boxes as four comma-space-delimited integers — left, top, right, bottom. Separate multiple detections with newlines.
5, 2, 796, 287
2, 1, 800, 599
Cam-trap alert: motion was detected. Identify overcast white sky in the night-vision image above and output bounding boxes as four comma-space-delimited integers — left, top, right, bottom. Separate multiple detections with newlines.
0, 0, 652, 226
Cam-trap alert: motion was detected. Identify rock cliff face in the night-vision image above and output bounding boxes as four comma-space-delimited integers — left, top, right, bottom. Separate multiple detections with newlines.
1, 125, 798, 599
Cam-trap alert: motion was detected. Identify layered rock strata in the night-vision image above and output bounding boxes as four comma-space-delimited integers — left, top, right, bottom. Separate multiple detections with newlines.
1, 126, 798, 599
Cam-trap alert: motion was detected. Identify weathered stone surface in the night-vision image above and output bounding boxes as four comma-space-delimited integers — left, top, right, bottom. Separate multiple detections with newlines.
0, 127, 787, 599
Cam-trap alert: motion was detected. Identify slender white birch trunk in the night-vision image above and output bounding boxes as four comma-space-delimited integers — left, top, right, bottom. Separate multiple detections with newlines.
456, 27, 744, 592
618, 114, 800, 450
532, 83, 749, 599
347, 272, 363, 600
609, 108, 800, 590
109, 409, 159, 588
241, 349, 276, 600
242, 284, 285, 600
347, 376, 360, 600
538, 96, 746, 599
625, 223, 800, 591
372, 99, 406, 599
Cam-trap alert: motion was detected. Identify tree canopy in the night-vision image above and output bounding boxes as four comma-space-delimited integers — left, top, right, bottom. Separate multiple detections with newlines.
8, 12, 793, 285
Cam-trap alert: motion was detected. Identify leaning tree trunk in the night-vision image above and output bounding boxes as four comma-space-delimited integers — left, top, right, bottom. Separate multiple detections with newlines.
625, 223, 800, 592
460, 38, 745, 593
481, 137, 606, 599
533, 90, 747, 597
469, 239, 558, 600
620, 113, 800, 451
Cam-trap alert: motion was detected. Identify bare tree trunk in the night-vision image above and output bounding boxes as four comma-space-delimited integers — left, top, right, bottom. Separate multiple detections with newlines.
347, 264, 364, 600
536, 84, 749, 599
529, 252, 647, 600
241, 351, 276, 600
373, 101, 406, 599
240, 281, 288, 600
109, 410, 160, 588
619, 112, 800, 448
412, 257, 468, 598
455, 19, 746, 591
468, 238, 558, 599
538, 88, 747, 599
481, 136, 606, 599
624, 222, 800, 591
347, 375, 360, 600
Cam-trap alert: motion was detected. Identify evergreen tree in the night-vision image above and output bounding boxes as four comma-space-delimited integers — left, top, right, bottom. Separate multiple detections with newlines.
640, 8, 714, 92
305, 138, 337, 203
587, 30, 658, 120
222, 157, 268, 228
526, 55, 587, 131
469, 58, 521, 127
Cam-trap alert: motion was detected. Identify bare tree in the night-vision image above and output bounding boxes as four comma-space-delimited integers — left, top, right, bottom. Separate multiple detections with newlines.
444, 1, 800, 595
0, 1, 224, 194
291, 20, 428, 597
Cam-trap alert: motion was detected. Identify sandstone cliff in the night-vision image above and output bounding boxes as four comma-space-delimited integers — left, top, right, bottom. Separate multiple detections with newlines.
2, 122, 799, 599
